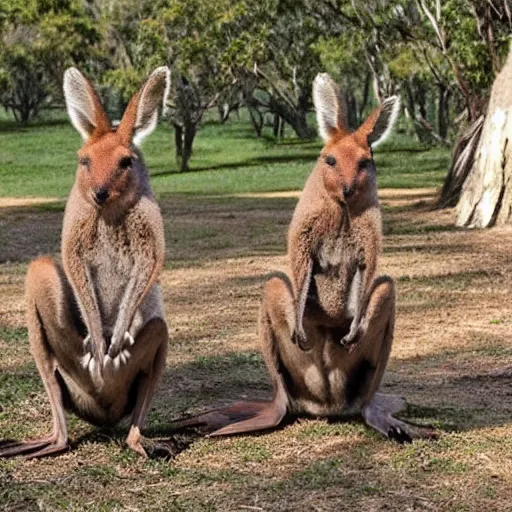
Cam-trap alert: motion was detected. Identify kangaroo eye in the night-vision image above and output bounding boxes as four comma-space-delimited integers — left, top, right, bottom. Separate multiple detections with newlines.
359, 159, 372, 171
325, 155, 336, 167
119, 156, 133, 169
78, 157, 90, 168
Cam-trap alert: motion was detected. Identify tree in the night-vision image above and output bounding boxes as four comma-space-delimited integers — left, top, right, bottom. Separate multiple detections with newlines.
0, 0, 99, 123
159, 0, 274, 169
416, 0, 512, 207
245, 0, 323, 139
456, 46, 512, 228
171, 75, 218, 172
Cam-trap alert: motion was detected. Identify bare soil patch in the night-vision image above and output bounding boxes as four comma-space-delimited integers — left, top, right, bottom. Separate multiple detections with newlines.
0, 197, 61, 209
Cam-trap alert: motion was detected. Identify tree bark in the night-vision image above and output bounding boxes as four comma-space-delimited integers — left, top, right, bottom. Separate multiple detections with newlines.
456, 48, 512, 227
437, 83, 450, 140
273, 113, 280, 138
248, 106, 264, 137
174, 121, 197, 172
437, 116, 484, 208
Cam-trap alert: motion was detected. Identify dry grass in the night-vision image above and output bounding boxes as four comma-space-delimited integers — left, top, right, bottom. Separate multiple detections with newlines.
1, 190, 512, 511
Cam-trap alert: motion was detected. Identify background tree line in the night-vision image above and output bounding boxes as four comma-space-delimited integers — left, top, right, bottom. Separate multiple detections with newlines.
0, 0, 510, 205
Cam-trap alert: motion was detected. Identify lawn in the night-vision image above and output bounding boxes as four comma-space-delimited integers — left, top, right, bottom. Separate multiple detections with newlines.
0, 111, 449, 198
1, 117, 512, 511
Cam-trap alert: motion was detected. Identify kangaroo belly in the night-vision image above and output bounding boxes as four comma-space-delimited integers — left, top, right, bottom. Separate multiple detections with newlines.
281, 326, 370, 417
308, 230, 360, 323
93, 271, 128, 335
58, 366, 138, 426
309, 270, 350, 322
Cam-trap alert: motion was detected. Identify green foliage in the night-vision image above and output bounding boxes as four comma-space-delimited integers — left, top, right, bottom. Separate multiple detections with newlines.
0, 0, 510, 145
0, 0, 99, 122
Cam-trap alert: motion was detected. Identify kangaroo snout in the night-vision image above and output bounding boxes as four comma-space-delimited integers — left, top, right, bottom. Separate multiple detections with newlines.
343, 184, 355, 199
94, 187, 110, 205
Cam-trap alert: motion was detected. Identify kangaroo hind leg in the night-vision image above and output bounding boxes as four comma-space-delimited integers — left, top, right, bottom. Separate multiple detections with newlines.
351, 276, 434, 442
208, 274, 295, 436
171, 274, 293, 437
124, 317, 168, 457
0, 258, 81, 458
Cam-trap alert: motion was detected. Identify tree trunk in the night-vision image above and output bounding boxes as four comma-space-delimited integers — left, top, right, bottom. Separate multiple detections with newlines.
437, 84, 450, 140
268, 96, 314, 139
279, 118, 285, 139
248, 106, 263, 137
456, 49, 512, 228
403, 79, 431, 143
358, 72, 371, 123
437, 116, 484, 208
273, 113, 280, 138
174, 123, 183, 162
174, 122, 196, 172
181, 123, 196, 172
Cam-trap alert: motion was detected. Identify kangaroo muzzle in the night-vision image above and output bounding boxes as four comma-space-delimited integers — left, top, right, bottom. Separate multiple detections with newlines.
94, 187, 110, 205
343, 185, 355, 199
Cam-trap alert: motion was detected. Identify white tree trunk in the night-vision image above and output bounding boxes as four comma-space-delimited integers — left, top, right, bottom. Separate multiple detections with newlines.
457, 47, 512, 228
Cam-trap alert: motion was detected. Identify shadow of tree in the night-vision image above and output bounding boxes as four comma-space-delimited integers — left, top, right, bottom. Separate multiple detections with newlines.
151, 151, 320, 176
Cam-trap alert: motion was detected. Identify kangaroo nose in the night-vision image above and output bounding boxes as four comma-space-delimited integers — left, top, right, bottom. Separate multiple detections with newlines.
94, 188, 109, 204
343, 185, 355, 198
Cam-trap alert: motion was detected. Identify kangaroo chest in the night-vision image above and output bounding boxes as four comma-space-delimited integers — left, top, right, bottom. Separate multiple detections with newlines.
87, 219, 135, 333
308, 224, 362, 323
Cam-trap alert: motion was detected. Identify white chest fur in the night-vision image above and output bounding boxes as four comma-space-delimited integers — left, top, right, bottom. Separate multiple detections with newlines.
88, 219, 135, 334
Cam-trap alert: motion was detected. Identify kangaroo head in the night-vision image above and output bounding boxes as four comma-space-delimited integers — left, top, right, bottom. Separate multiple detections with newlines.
63, 67, 170, 209
313, 73, 400, 205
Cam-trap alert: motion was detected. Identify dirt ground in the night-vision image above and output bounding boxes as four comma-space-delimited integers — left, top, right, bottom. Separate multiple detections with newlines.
0, 189, 511, 511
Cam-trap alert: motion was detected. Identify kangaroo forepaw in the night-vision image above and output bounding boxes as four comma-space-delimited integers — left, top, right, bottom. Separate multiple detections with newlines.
340, 327, 361, 351
80, 352, 105, 384
340, 330, 358, 347
83, 334, 92, 352
292, 329, 310, 351
109, 331, 135, 357
105, 331, 134, 368
104, 349, 131, 371
124, 331, 135, 346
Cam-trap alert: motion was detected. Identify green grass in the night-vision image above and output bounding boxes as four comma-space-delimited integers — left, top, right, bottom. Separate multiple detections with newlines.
0, 112, 450, 198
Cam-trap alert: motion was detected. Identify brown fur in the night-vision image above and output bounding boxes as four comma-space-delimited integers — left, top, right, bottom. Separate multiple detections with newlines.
171, 74, 432, 442
0, 67, 170, 459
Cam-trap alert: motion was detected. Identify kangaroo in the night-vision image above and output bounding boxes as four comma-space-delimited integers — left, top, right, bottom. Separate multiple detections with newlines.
172, 74, 430, 443
0, 67, 170, 458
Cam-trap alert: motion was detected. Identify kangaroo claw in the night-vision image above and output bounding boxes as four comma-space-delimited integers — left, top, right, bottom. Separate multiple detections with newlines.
88, 357, 97, 376
124, 331, 135, 346
83, 334, 92, 351
81, 352, 92, 369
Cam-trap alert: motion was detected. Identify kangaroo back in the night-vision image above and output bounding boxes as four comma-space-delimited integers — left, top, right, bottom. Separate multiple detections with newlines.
60, 67, 170, 380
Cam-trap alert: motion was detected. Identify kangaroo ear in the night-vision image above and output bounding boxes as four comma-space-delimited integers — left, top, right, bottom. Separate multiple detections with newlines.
117, 66, 171, 147
63, 68, 111, 141
358, 96, 400, 148
313, 73, 348, 142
